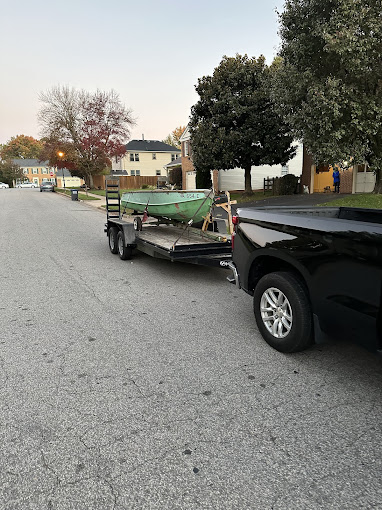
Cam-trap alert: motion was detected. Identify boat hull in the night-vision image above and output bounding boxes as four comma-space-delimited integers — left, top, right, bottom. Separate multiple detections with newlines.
121, 190, 214, 223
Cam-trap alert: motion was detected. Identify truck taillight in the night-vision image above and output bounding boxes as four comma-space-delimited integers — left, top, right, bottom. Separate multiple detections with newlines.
232, 215, 239, 225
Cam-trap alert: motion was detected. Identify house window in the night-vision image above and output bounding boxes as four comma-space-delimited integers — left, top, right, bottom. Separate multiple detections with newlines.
281, 165, 289, 175
32, 168, 38, 174
135, 153, 139, 161
131, 170, 135, 176
41, 168, 47, 174
152, 153, 156, 160
129, 153, 134, 161
156, 170, 161, 176
23, 169, 28, 174
136, 170, 140, 176
184, 142, 189, 157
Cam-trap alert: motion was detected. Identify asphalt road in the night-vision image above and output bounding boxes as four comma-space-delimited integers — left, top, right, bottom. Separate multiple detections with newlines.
1, 189, 381, 510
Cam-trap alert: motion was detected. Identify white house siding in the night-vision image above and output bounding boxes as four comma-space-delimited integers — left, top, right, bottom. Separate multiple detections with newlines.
218, 142, 303, 191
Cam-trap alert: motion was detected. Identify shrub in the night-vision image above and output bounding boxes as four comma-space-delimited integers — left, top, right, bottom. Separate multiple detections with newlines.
273, 174, 299, 195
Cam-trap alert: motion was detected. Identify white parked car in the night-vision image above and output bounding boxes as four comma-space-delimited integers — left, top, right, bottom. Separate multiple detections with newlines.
0, 182, 9, 188
17, 182, 38, 188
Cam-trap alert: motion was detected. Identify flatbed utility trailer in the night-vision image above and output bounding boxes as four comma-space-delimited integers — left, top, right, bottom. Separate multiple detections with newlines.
104, 179, 232, 267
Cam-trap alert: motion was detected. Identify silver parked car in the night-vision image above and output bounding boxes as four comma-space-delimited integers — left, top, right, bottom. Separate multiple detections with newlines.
0, 182, 9, 188
17, 182, 38, 188
40, 181, 55, 192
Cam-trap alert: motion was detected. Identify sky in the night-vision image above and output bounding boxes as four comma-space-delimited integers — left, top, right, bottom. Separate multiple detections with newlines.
0, 0, 285, 145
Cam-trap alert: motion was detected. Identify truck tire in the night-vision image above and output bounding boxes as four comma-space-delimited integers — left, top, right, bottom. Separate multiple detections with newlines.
108, 227, 119, 254
117, 231, 132, 260
253, 271, 313, 353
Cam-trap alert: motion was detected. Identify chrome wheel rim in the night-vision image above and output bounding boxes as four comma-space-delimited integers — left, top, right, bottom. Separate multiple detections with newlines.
118, 235, 124, 255
260, 287, 293, 338
109, 232, 115, 250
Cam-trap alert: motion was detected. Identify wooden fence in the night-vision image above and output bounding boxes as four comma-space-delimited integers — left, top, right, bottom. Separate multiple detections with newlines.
92, 175, 158, 190
263, 177, 274, 194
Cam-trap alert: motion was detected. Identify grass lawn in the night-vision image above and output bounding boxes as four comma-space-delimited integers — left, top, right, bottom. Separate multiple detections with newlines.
319, 193, 382, 209
230, 191, 274, 203
56, 189, 101, 200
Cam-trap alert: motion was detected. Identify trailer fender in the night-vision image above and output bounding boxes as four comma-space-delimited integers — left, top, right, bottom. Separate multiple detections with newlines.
121, 223, 136, 246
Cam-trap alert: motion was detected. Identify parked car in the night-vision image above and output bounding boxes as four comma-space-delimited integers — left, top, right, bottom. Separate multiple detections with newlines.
17, 182, 37, 188
0, 182, 9, 188
40, 182, 55, 192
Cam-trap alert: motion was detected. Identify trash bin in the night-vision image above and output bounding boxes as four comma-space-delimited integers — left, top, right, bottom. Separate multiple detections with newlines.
71, 189, 79, 201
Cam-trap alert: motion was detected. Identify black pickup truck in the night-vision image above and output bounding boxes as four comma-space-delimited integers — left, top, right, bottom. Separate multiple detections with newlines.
229, 206, 382, 353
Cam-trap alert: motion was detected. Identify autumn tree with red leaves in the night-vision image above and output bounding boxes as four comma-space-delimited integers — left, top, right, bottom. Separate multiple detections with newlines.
38, 86, 134, 186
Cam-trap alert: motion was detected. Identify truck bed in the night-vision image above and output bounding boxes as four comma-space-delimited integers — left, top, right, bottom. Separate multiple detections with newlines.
236, 206, 382, 234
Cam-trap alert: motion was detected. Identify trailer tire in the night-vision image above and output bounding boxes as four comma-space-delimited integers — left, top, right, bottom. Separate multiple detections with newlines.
133, 217, 142, 231
117, 231, 132, 260
108, 227, 119, 254
253, 271, 313, 353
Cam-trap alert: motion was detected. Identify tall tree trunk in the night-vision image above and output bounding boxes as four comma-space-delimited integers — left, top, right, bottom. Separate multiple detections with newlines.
244, 164, 252, 194
373, 169, 382, 193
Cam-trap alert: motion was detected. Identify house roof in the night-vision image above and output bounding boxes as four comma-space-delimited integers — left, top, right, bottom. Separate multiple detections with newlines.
12, 158, 50, 166
179, 125, 190, 142
125, 140, 181, 153
55, 168, 73, 177
164, 159, 182, 168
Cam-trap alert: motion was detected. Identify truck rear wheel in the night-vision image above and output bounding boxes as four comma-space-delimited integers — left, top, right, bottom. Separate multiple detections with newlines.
108, 227, 119, 254
253, 271, 313, 353
117, 231, 132, 260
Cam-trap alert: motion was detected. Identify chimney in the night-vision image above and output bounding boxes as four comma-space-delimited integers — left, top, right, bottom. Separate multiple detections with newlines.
142, 134, 144, 140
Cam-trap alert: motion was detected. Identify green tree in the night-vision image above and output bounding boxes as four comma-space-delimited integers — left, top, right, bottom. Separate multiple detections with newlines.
275, 0, 382, 192
163, 126, 186, 149
0, 135, 44, 160
38, 86, 135, 186
189, 54, 295, 193
0, 159, 24, 186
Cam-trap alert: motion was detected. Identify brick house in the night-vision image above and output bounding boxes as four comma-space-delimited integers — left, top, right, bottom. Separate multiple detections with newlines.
12, 159, 84, 188
13, 159, 55, 186
179, 126, 219, 191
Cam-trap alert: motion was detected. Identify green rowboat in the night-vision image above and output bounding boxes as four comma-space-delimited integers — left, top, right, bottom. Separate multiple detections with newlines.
121, 189, 214, 223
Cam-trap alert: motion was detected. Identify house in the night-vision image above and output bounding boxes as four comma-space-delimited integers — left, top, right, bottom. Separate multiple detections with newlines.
12, 159, 55, 186
12, 159, 85, 188
179, 125, 303, 192
218, 143, 304, 191
300, 149, 375, 194
112, 139, 181, 182
179, 126, 197, 189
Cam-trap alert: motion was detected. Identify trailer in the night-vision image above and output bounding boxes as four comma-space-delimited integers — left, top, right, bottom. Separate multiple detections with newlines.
104, 179, 233, 267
